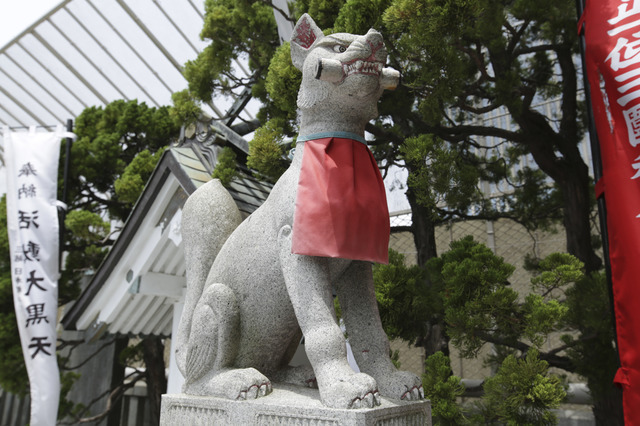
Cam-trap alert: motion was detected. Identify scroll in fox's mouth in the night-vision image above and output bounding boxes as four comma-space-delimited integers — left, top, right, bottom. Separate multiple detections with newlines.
313, 57, 399, 91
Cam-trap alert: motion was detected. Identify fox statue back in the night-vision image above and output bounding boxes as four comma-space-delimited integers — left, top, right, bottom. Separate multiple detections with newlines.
174, 13, 423, 409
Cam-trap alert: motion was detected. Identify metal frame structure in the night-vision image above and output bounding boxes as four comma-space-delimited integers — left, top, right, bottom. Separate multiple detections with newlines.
0, 0, 258, 129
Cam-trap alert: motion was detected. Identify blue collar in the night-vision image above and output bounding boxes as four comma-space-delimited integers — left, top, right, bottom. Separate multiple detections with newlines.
296, 131, 367, 145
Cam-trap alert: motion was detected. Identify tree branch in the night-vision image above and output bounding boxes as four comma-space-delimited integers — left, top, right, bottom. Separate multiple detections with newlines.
456, 101, 502, 115
261, 0, 295, 23
391, 225, 413, 234
59, 338, 117, 371
77, 371, 146, 424
556, 45, 579, 150
436, 123, 526, 144
457, 42, 494, 82
474, 330, 575, 371
513, 44, 563, 56
506, 19, 531, 54
545, 333, 598, 357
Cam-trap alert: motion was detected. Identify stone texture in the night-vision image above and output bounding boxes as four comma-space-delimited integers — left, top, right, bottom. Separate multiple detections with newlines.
291, 16, 398, 137
174, 179, 244, 380
161, 383, 431, 425
173, 13, 427, 414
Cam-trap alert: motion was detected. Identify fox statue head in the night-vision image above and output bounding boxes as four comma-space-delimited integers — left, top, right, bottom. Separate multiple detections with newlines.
290, 14, 399, 135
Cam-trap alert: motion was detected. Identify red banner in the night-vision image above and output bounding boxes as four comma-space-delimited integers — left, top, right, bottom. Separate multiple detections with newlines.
582, 1, 640, 423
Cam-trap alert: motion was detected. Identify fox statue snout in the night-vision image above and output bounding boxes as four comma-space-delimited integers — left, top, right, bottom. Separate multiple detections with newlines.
313, 29, 400, 90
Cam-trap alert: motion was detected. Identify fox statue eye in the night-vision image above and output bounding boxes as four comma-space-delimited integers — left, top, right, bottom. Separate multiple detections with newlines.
333, 44, 347, 53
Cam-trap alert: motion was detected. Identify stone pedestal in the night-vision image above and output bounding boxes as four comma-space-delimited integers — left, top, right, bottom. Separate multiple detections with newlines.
160, 383, 431, 425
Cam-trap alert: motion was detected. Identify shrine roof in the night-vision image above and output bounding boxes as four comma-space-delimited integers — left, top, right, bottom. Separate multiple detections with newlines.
61, 124, 272, 338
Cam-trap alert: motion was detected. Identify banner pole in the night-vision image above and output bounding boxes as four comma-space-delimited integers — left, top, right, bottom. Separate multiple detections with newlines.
59, 119, 73, 270
575, 0, 619, 351
62, 119, 72, 206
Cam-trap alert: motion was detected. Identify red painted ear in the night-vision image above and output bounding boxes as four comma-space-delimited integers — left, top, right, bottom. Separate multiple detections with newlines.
290, 14, 324, 70
292, 14, 320, 49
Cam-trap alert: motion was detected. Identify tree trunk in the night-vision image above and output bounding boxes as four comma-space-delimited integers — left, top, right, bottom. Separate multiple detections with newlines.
509, 105, 602, 273
405, 185, 437, 267
142, 337, 167, 426
591, 383, 624, 426
559, 162, 602, 273
405, 182, 449, 357
421, 323, 449, 358
107, 337, 129, 426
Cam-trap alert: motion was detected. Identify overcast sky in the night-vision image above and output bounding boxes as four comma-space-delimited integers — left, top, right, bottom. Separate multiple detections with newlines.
0, 0, 61, 47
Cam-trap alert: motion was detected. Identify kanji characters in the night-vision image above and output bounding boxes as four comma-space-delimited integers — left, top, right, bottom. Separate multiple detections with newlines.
609, 0, 640, 26
17, 183, 37, 199
632, 155, 640, 179
606, 36, 640, 72
6, 127, 65, 422
624, 104, 640, 146
18, 210, 39, 229
22, 241, 41, 262
605, 1, 640, 180
25, 270, 46, 296
28, 336, 52, 358
25, 303, 49, 327
17, 162, 38, 178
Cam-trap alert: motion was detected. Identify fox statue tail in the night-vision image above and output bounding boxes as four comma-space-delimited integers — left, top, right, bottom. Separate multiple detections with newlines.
175, 179, 243, 377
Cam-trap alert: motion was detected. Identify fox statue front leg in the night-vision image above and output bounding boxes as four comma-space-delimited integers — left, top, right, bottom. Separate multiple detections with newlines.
278, 225, 381, 409
336, 262, 424, 402
182, 282, 272, 400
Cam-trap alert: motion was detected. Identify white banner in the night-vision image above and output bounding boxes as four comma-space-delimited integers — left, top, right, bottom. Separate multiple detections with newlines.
4, 126, 72, 425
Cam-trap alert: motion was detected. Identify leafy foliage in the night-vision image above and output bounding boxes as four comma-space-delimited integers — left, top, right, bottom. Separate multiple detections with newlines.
69, 100, 177, 216
372, 235, 616, 421
294, 0, 345, 30
64, 210, 110, 243
333, 0, 390, 34
0, 307, 26, 395
183, 0, 280, 103
212, 146, 239, 186
381, 0, 598, 270
263, 43, 301, 124
62, 100, 179, 289
373, 250, 434, 344
410, 237, 618, 422
422, 352, 467, 425
246, 119, 289, 182
170, 90, 202, 127
401, 134, 484, 219
423, 348, 565, 425
477, 349, 566, 425
430, 237, 576, 359
0, 196, 27, 396
114, 147, 167, 205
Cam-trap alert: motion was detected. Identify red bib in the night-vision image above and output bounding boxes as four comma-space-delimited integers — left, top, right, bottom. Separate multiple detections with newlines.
292, 136, 390, 264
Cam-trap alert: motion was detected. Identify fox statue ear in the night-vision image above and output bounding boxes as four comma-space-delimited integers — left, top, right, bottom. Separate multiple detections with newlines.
290, 13, 324, 71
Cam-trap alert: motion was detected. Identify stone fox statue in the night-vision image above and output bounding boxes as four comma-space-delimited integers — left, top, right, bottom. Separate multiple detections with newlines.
175, 13, 424, 409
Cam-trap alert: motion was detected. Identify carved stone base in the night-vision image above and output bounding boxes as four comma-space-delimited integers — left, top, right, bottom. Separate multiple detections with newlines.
160, 383, 431, 425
